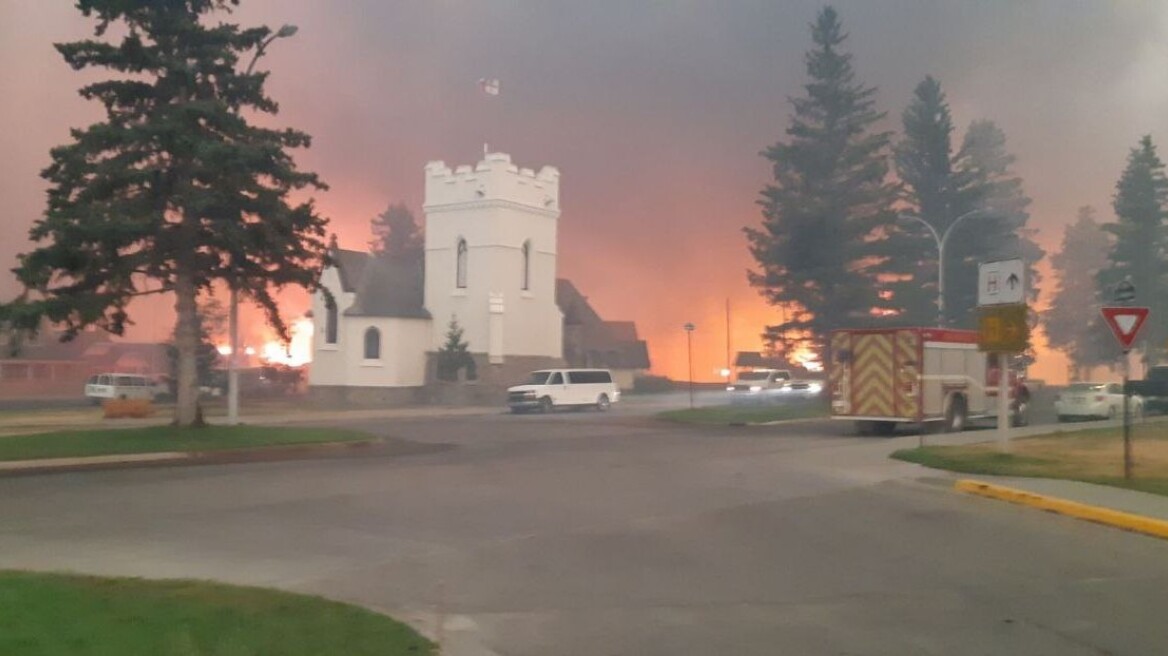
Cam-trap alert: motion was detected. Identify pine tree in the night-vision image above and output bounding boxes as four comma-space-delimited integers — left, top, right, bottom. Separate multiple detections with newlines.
370, 202, 424, 260
436, 317, 476, 381
946, 120, 1044, 328
889, 76, 956, 325
1098, 135, 1168, 362
1045, 207, 1115, 379
745, 6, 899, 354
0, 1, 329, 426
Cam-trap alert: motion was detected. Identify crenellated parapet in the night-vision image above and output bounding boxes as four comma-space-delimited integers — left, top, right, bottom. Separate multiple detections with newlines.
424, 152, 560, 215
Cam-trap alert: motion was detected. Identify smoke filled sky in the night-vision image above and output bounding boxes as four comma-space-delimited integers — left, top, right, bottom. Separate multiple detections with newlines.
2, 1, 1167, 382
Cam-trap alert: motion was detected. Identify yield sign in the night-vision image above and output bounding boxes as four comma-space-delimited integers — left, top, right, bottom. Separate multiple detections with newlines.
1100, 306, 1150, 351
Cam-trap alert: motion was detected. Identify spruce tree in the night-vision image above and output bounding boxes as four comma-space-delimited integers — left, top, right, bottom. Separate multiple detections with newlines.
745, 6, 899, 354
1045, 207, 1115, 379
370, 202, 424, 260
0, 1, 329, 426
1098, 135, 1168, 362
889, 76, 956, 325
436, 317, 476, 381
947, 120, 1044, 328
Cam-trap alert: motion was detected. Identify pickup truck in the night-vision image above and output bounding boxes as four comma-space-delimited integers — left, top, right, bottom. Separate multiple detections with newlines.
1129, 365, 1168, 415
726, 369, 823, 404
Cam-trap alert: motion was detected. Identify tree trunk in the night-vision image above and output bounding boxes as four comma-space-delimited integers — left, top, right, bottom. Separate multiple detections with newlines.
173, 269, 203, 427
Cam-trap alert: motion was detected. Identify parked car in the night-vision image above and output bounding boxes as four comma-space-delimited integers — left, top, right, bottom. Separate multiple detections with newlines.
507, 369, 620, 413
84, 373, 160, 404
1132, 365, 1168, 415
1055, 382, 1143, 422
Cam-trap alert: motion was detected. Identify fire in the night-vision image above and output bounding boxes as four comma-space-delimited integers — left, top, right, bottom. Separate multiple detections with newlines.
790, 346, 823, 373
260, 318, 314, 367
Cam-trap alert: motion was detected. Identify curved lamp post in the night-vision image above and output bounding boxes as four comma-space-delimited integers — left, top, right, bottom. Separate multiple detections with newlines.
227, 24, 298, 426
897, 209, 988, 327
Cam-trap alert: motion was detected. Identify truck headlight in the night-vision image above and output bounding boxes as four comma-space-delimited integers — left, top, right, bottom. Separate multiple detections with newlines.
809, 383, 822, 393
750, 385, 762, 392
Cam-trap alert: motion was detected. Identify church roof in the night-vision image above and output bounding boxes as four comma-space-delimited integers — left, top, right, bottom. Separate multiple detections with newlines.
555, 279, 604, 325
333, 249, 430, 319
333, 249, 370, 293
557, 279, 651, 370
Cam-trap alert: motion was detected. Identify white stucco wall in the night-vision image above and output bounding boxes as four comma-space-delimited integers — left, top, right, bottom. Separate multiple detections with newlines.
423, 153, 564, 359
307, 266, 355, 387
341, 317, 430, 387
308, 265, 431, 388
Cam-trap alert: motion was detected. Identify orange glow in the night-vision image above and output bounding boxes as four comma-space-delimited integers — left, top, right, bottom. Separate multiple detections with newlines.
260, 318, 314, 367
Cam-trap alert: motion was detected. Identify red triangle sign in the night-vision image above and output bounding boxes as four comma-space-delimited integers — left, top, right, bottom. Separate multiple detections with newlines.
1100, 306, 1150, 350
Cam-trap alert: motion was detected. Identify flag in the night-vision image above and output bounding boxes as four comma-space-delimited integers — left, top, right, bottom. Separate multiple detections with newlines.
478, 78, 501, 96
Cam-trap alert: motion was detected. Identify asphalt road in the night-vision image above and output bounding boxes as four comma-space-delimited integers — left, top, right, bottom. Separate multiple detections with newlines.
1, 402, 1166, 655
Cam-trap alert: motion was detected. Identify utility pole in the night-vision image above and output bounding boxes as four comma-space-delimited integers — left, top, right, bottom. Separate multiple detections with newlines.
684, 322, 696, 409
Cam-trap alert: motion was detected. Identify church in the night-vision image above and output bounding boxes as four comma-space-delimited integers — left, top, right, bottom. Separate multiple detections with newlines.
308, 152, 650, 405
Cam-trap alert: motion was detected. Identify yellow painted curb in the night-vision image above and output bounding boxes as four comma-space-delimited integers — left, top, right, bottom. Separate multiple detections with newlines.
955, 479, 1168, 541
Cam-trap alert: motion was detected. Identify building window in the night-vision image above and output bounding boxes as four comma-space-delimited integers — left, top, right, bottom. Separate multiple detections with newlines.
325, 297, 338, 344
456, 238, 468, 289
521, 240, 531, 291
363, 327, 381, 360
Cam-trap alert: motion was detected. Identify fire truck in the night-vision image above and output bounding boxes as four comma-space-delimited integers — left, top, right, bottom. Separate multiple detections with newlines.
828, 327, 1029, 435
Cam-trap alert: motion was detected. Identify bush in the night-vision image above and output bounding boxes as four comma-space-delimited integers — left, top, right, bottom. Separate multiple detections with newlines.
633, 375, 675, 394
102, 399, 155, 419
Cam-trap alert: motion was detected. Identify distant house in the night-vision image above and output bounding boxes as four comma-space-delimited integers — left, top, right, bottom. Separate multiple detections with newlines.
0, 325, 167, 399
308, 152, 650, 404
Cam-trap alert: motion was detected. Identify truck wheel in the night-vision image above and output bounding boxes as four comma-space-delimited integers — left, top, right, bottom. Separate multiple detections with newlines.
539, 397, 554, 414
595, 394, 611, 412
944, 396, 967, 433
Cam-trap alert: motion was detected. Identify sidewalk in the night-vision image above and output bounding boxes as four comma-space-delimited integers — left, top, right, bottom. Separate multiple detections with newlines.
894, 416, 1168, 540
0, 403, 502, 437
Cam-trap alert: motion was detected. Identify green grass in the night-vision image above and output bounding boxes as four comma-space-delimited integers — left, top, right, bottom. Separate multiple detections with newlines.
659, 400, 828, 425
0, 425, 374, 462
892, 422, 1168, 497
0, 570, 432, 655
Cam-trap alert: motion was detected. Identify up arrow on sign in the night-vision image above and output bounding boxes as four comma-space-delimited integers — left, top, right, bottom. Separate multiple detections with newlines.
1101, 306, 1150, 352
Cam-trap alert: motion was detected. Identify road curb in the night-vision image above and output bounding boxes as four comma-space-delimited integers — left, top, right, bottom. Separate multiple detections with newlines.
0, 438, 384, 476
954, 479, 1168, 541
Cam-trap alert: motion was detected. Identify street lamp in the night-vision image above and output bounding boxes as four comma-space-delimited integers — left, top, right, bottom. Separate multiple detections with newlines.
227, 23, 298, 426
897, 209, 988, 327
683, 322, 696, 409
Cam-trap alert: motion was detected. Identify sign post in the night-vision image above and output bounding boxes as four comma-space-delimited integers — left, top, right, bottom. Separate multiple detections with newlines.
1101, 300, 1150, 480
977, 260, 1028, 453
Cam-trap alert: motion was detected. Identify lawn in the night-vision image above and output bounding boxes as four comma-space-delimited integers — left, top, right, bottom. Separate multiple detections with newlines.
659, 399, 828, 425
0, 425, 373, 462
0, 570, 432, 656
892, 422, 1168, 497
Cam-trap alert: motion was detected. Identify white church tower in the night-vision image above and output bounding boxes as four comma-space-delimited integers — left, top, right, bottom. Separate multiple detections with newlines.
422, 152, 564, 363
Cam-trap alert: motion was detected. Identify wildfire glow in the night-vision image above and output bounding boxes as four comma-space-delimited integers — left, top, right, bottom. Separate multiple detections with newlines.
260, 318, 314, 367
791, 347, 823, 373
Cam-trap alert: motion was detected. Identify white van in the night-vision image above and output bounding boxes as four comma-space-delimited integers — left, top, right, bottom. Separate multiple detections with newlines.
84, 373, 160, 404
507, 369, 620, 413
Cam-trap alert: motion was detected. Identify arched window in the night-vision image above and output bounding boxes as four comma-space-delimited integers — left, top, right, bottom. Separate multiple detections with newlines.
521, 240, 531, 291
325, 297, 338, 344
363, 327, 381, 360
456, 238, 468, 289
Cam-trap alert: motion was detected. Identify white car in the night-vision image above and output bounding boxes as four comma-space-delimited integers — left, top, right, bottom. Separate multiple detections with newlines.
1055, 382, 1143, 422
727, 369, 822, 403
